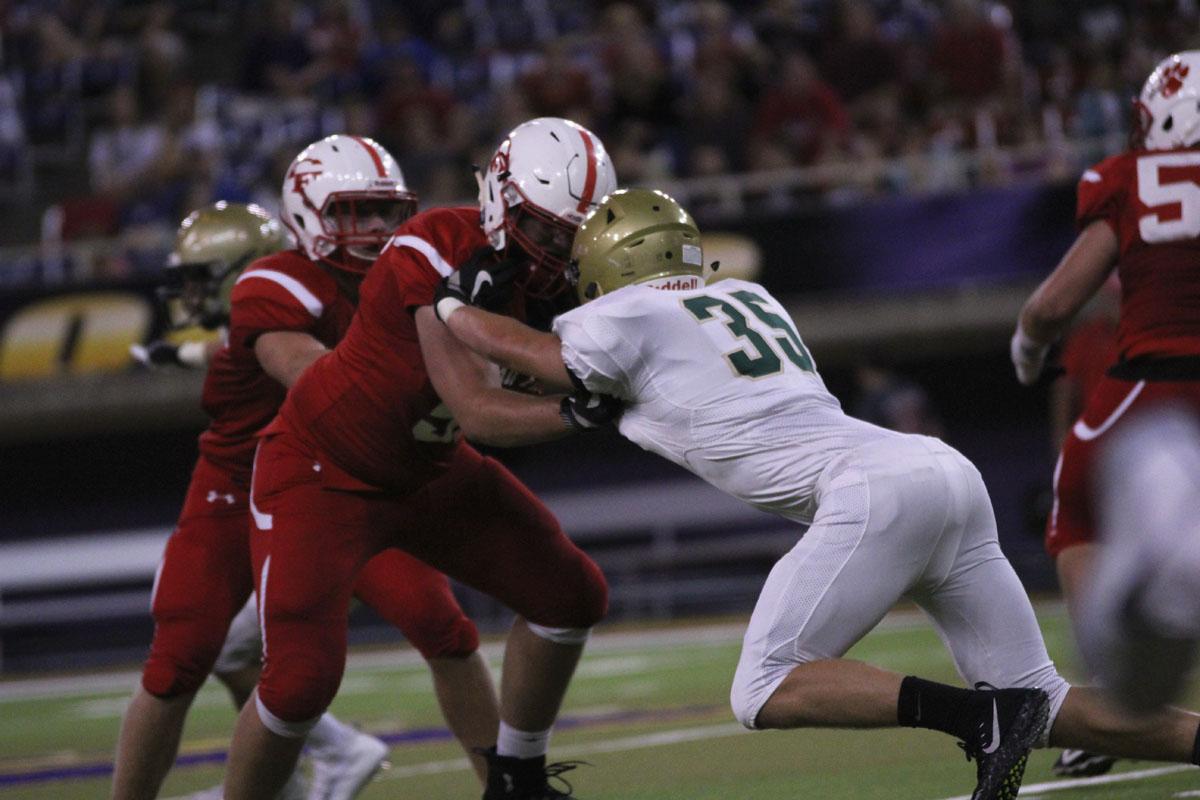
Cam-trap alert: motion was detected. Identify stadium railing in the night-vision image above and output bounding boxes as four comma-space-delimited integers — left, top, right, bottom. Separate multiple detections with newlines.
0, 477, 795, 672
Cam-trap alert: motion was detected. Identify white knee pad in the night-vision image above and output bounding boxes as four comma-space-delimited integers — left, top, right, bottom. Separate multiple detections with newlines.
255, 693, 320, 739
730, 656, 792, 730
526, 623, 590, 645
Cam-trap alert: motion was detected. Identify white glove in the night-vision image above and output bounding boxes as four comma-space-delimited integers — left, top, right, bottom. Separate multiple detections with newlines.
1010, 326, 1050, 386
130, 340, 209, 369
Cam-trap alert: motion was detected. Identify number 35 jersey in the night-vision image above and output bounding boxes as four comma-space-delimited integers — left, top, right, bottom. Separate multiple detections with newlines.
553, 279, 895, 523
1078, 149, 1200, 360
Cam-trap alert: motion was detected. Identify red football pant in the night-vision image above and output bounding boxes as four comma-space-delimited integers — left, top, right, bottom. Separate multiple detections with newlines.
143, 457, 480, 699
249, 433, 608, 725
1046, 375, 1200, 558
143, 457, 254, 697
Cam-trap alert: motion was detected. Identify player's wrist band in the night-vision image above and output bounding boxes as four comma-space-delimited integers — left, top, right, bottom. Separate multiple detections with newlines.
1011, 325, 1048, 356
559, 396, 585, 431
435, 296, 465, 323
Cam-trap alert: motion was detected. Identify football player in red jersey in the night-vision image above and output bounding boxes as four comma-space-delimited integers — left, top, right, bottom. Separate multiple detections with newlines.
112, 136, 502, 800
223, 118, 618, 800
1012, 51, 1200, 777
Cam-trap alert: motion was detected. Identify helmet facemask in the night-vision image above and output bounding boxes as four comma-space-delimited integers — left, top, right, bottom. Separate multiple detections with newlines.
307, 191, 417, 273
502, 190, 579, 300
160, 257, 244, 330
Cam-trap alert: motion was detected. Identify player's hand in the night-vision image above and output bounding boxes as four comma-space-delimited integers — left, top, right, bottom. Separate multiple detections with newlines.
130, 340, 183, 368
560, 390, 623, 432
1010, 326, 1050, 386
435, 246, 520, 322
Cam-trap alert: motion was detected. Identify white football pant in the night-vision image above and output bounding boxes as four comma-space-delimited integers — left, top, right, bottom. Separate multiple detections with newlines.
730, 434, 1070, 743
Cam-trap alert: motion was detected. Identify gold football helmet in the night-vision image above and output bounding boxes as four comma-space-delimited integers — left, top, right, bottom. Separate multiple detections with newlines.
163, 201, 288, 329
568, 188, 703, 305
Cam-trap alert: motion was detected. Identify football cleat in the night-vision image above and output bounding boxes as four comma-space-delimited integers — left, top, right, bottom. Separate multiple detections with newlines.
479, 747, 587, 799
307, 731, 388, 800
958, 683, 1051, 800
1051, 748, 1118, 777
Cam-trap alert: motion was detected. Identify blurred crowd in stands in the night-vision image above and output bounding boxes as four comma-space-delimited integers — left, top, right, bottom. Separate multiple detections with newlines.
1, 0, 1197, 285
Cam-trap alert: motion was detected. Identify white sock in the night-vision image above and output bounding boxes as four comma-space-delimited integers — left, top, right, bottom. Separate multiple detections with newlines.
305, 713, 357, 755
496, 722, 551, 759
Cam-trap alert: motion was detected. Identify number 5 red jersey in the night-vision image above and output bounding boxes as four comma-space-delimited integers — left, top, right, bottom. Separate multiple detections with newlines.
1076, 149, 1200, 360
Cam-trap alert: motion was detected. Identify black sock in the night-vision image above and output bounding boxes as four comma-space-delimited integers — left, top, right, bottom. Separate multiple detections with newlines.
1192, 722, 1200, 766
897, 676, 980, 741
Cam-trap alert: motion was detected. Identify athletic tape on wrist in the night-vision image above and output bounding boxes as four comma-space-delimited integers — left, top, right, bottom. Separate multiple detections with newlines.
436, 296, 465, 323
1011, 325, 1048, 357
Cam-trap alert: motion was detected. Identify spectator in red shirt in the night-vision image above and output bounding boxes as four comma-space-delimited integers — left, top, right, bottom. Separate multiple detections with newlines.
750, 49, 850, 166
928, 0, 1016, 103
520, 38, 595, 119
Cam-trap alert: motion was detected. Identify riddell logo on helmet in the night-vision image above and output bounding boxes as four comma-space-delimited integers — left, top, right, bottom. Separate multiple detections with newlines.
1161, 62, 1190, 98
647, 276, 701, 291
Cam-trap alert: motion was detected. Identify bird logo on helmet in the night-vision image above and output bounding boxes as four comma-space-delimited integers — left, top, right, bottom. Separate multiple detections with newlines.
161, 201, 288, 330
1131, 51, 1200, 151
281, 134, 418, 274
477, 117, 617, 299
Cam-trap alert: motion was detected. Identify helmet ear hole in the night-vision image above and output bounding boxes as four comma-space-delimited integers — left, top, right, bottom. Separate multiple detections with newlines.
584, 282, 600, 299
293, 214, 306, 230
1164, 115, 1175, 131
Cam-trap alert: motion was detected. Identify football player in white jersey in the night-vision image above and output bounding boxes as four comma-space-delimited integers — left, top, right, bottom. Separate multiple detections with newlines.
431, 189, 1200, 800
1076, 406, 1200, 714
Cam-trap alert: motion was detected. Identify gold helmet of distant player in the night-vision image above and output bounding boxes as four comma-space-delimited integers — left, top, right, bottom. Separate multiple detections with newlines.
567, 188, 704, 305
162, 201, 288, 329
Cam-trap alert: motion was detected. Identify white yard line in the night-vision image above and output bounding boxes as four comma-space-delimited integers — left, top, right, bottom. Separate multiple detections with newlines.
158, 722, 750, 798
376, 722, 751, 781
935, 764, 1197, 800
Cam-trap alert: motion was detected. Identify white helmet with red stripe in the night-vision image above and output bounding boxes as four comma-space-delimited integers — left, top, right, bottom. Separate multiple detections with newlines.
281, 134, 418, 274
478, 117, 616, 298
1133, 51, 1200, 151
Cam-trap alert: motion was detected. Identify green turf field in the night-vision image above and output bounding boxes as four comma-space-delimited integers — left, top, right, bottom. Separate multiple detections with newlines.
1, 602, 1197, 799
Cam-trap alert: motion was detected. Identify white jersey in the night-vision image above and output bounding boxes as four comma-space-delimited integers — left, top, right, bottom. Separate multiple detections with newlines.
553, 278, 897, 523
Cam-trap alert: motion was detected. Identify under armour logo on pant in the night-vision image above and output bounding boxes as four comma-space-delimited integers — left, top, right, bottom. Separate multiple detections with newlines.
206, 490, 236, 505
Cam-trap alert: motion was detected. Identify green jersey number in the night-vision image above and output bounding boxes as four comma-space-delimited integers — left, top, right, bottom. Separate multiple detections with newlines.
682, 289, 815, 378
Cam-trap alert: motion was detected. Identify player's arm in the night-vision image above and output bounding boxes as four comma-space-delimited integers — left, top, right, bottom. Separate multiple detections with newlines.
1011, 221, 1118, 385
254, 331, 329, 388
440, 305, 575, 393
415, 306, 577, 446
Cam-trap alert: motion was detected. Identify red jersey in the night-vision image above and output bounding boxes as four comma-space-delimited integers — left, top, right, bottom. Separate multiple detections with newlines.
1060, 316, 1119, 403
198, 249, 354, 486
271, 206, 486, 493
1076, 149, 1200, 360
